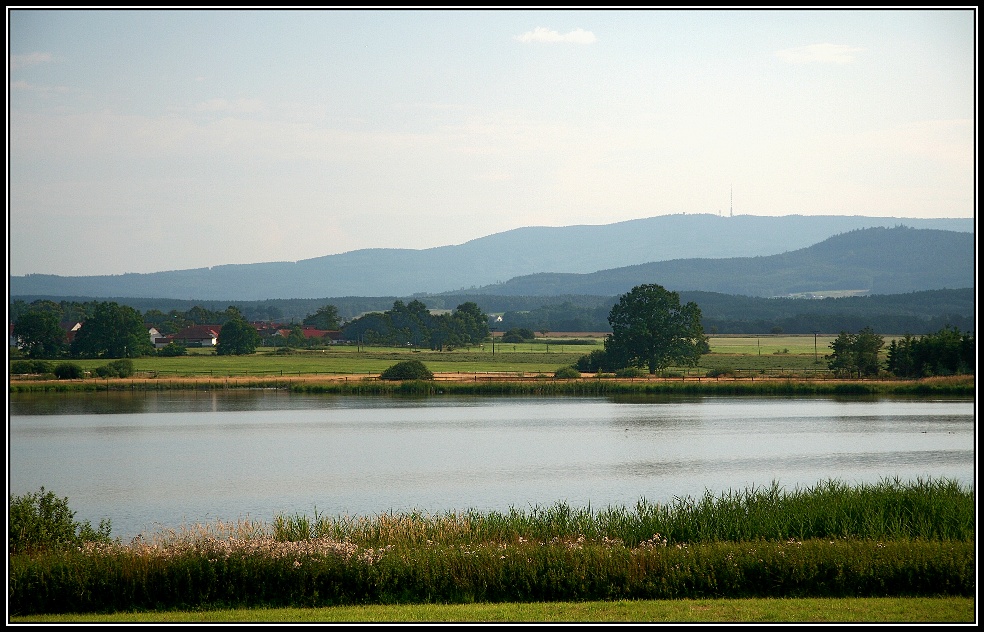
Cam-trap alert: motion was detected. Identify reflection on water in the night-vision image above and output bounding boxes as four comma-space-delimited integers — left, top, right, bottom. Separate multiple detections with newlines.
9, 391, 974, 540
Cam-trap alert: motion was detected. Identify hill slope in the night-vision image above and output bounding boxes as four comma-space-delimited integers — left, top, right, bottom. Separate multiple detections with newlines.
9, 214, 973, 301
464, 227, 974, 298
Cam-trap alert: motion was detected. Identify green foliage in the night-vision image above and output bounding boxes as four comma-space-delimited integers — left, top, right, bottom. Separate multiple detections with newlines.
70, 301, 154, 359
614, 367, 648, 378
606, 284, 708, 374
343, 301, 489, 351
53, 362, 85, 380
13, 310, 67, 358
93, 359, 135, 378
302, 304, 341, 330
826, 327, 884, 377
216, 317, 261, 356
886, 326, 974, 377
553, 366, 581, 379
379, 359, 434, 381
10, 360, 55, 375
9, 487, 113, 555
705, 367, 735, 378
8, 479, 974, 615
501, 328, 536, 343
574, 349, 615, 373
157, 342, 188, 357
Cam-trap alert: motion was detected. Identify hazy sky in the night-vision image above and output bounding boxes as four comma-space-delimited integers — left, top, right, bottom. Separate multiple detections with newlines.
7, 8, 976, 277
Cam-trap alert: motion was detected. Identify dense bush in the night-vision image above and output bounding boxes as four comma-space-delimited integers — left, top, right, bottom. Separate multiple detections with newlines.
575, 349, 612, 373
379, 359, 434, 381
9, 487, 113, 555
53, 362, 85, 380
705, 367, 735, 378
553, 366, 581, 379
93, 359, 135, 378
157, 342, 188, 357
10, 360, 54, 375
501, 328, 536, 343
614, 367, 648, 378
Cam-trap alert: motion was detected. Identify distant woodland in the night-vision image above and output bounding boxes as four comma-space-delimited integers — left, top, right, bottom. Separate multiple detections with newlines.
9, 287, 974, 336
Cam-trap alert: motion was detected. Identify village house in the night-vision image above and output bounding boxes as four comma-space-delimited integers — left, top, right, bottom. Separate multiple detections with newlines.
170, 325, 221, 347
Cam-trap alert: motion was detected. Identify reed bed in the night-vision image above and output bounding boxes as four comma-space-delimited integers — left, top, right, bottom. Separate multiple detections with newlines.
270, 478, 974, 547
9, 479, 974, 615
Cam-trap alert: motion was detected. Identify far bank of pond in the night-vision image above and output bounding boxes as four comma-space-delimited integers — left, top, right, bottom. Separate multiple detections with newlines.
8, 374, 975, 397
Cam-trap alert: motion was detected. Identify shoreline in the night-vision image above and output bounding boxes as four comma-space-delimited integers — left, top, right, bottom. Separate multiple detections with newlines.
9, 374, 975, 396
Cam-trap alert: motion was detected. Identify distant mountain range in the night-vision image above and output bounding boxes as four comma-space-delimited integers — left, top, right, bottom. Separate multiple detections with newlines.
460, 226, 974, 298
9, 214, 974, 301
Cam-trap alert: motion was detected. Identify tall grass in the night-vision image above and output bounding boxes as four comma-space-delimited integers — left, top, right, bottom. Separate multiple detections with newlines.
9, 478, 973, 615
271, 478, 974, 548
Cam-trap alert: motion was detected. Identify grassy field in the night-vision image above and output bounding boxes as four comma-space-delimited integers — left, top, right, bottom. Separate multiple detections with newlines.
10, 335, 865, 379
11, 597, 975, 623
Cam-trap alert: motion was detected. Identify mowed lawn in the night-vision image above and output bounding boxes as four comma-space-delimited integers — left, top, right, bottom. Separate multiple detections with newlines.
11, 597, 974, 623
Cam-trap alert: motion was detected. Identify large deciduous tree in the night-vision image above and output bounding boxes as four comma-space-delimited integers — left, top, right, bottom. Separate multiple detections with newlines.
13, 310, 67, 358
216, 317, 260, 356
70, 302, 154, 359
604, 284, 708, 374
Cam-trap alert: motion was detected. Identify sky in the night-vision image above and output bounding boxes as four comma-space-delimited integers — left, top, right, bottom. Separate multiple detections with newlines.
7, 8, 977, 277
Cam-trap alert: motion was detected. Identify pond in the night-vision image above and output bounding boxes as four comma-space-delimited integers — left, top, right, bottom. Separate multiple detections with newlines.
8, 391, 974, 540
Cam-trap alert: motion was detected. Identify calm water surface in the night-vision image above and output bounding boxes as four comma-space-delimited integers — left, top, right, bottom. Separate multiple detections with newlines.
8, 391, 975, 540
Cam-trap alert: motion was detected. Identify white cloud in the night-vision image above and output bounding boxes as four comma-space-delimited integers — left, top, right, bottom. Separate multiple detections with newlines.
514, 27, 597, 44
776, 43, 865, 64
10, 51, 53, 70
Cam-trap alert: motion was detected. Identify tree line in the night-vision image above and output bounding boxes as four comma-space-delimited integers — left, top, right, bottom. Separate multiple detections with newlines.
9, 299, 491, 359
824, 325, 974, 378
11, 287, 973, 336
340, 300, 489, 351
10, 291, 974, 379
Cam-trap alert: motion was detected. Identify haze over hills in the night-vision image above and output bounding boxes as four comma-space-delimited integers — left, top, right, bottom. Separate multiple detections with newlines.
459, 226, 974, 298
9, 214, 974, 301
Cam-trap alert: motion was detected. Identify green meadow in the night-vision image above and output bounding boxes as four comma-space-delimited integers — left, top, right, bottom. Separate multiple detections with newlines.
16, 334, 857, 379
